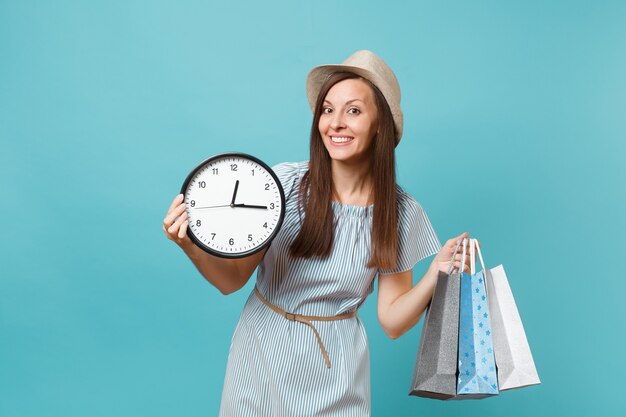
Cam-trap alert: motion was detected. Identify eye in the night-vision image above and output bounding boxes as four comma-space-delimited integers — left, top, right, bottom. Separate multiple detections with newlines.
347, 107, 361, 115
321, 107, 333, 114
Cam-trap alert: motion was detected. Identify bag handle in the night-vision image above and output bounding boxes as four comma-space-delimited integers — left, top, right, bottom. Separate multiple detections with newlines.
470, 238, 486, 274
460, 238, 468, 274
470, 237, 475, 274
446, 238, 465, 275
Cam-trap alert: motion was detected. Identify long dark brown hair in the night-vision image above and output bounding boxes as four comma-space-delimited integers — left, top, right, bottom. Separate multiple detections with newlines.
289, 72, 399, 270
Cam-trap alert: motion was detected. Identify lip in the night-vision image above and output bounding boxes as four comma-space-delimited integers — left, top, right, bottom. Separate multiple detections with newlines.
328, 135, 355, 147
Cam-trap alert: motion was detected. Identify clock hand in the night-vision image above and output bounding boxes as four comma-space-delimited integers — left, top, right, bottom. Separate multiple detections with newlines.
194, 204, 232, 209
232, 203, 268, 209
193, 202, 267, 210
230, 180, 239, 206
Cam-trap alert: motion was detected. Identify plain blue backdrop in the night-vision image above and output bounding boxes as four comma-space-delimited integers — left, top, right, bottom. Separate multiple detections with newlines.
1, 1, 625, 416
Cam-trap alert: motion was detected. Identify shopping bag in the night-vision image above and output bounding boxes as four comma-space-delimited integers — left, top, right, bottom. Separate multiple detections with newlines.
456, 239, 499, 398
483, 258, 540, 390
409, 239, 462, 400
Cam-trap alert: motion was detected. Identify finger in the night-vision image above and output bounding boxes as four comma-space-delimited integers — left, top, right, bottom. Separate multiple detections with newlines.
163, 203, 187, 227
454, 255, 470, 265
446, 235, 462, 248
453, 261, 470, 272
178, 219, 189, 239
454, 262, 470, 272
450, 250, 471, 262
167, 210, 182, 238
448, 232, 469, 248
455, 231, 469, 242
453, 260, 472, 272
167, 211, 188, 235
164, 222, 176, 241
167, 194, 184, 214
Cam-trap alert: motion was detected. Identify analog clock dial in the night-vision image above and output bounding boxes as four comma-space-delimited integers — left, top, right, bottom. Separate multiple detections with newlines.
181, 153, 285, 258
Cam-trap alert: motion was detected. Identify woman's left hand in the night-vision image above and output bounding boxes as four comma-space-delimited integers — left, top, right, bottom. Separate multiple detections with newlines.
433, 232, 473, 273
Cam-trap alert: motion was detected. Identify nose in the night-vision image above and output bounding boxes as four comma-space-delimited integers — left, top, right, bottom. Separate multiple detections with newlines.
330, 111, 346, 130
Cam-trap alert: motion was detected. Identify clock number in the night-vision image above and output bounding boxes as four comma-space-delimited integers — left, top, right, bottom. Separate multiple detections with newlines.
230, 164, 238, 171
264, 183, 270, 190
196, 220, 201, 227
251, 169, 255, 176
263, 222, 267, 228
269, 203, 275, 210
211, 233, 216, 240
212, 168, 218, 175
199, 181, 206, 188
190, 200, 196, 207
229, 238, 234, 245
248, 234, 252, 241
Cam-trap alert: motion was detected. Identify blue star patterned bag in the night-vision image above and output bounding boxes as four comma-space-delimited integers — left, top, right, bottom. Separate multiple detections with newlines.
456, 239, 499, 398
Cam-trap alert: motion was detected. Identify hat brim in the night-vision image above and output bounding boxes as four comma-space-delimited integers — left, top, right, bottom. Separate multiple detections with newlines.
306, 64, 381, 111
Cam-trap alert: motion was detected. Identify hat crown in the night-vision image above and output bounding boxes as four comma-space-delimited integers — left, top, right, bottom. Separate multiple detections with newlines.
341, 50, 401, 103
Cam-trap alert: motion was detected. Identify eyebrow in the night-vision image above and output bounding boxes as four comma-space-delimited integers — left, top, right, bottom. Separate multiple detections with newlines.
323, 98, 365, 106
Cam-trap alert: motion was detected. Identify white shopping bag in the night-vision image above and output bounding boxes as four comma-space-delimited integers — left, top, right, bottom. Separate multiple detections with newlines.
481, 247, 541, 390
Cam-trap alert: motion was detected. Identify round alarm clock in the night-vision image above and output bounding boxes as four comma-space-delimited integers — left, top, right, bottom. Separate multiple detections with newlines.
180, 152, 286, 258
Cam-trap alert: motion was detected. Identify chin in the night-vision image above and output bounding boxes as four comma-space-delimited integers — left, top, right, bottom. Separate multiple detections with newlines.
327, 152, 363, 165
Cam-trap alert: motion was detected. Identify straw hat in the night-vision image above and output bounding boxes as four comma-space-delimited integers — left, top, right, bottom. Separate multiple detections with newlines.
306, 50, 404, 143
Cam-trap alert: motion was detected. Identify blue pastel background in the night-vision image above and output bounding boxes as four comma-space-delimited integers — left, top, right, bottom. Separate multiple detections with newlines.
2, 1, 624, 416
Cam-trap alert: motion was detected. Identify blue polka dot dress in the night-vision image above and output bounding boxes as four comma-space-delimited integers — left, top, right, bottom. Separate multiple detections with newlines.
219, 161, 441, 416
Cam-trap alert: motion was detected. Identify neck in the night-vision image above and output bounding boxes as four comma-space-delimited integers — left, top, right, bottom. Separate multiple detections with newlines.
330, 158, 374, 207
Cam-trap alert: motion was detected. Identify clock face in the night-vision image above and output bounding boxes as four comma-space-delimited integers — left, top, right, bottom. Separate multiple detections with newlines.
180, 153, 285, 258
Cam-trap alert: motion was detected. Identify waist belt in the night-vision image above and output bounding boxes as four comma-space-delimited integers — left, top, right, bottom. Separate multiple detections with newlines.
254, 288, 357, 369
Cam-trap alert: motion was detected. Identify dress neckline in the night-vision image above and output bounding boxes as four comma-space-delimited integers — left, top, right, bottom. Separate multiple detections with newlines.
331, 200, 374, 217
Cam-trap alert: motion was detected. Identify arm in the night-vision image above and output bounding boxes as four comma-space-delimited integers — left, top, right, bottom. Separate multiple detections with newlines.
180, 240, 266, 295
163, 194, 265, 295
377, 232, 470, 339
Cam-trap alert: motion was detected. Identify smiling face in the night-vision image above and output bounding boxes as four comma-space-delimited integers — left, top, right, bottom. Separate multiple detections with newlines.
318, 78, 379, 166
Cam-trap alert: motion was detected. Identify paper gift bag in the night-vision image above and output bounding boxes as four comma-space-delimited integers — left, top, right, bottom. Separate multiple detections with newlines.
409, 240, 463, 400
484, 262, 541, 390
456, 239, 499, 398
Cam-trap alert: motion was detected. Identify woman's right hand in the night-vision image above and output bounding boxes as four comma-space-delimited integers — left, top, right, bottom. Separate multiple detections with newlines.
163, 194, 192, 249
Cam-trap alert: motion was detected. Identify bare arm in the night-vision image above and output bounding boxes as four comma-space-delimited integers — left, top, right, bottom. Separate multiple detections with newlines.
163, 194, 266, 295
377, 232, 470, 339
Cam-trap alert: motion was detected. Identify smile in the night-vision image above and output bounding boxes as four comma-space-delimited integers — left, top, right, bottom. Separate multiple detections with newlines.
331, 136, 354, 143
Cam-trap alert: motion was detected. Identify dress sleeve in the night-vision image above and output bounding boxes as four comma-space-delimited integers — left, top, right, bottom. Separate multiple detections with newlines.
271, 161, 307, 205
378, 189, 442, 276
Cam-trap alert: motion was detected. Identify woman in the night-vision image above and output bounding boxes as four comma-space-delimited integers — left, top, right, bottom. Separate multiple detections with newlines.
163, 50, 470, 416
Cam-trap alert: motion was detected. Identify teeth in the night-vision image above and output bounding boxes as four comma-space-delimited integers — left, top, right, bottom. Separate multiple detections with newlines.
331, 136, 354, 143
